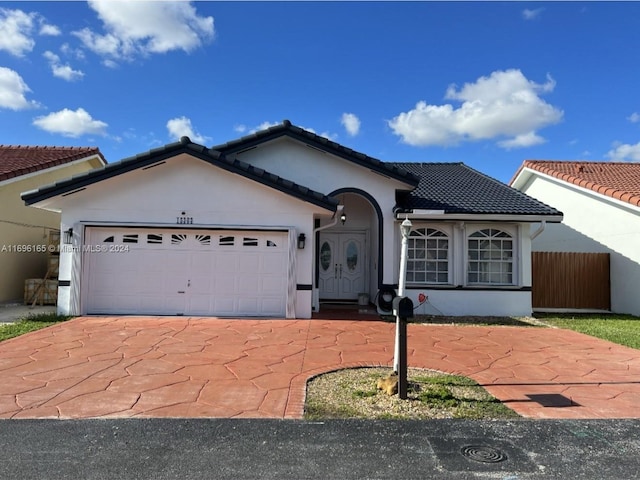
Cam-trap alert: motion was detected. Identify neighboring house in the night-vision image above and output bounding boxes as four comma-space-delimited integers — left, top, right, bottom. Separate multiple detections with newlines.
22, 121, 561, 319
0, 146, 106, 304
510, 160, 640, 316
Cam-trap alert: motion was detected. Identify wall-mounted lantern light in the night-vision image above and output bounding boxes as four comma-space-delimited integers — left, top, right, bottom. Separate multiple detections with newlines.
340, 213, 347, 225
63, 228, 73, 245
297, 233, 306, 249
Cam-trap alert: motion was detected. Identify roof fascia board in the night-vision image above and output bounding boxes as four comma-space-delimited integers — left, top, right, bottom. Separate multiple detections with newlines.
508, 167, 532, 190
519, 167, 640, 214
22, 146, 185, 205
1, 154, 105, 188
396, 212, 564, 223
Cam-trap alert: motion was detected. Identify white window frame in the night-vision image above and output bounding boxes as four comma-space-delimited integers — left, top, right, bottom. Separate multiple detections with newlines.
405, 225, 452, 286
466, 226, 516, 286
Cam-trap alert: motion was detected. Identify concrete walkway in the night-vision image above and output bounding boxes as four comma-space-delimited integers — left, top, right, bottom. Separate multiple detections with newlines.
0, 316, 639, 419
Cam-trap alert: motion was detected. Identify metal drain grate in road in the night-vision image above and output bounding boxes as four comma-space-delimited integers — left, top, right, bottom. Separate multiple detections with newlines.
461, 445, 507, 463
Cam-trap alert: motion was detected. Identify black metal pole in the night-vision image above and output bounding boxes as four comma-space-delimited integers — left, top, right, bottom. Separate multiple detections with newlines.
398, 315, 408, 399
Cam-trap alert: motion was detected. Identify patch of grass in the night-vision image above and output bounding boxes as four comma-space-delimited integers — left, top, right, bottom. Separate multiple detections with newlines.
304, 367, 519, 420
352, 389, 377, 399
0, 313, 72, 342
304, 399, 360, 419
536, 313, 640, 350
412, 374, 478, 386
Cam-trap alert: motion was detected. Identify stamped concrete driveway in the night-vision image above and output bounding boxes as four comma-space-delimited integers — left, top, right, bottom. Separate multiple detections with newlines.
0, 316, 639, 419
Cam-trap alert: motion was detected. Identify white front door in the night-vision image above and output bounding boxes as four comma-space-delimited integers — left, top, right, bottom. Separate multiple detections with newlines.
318, 232, 367, 301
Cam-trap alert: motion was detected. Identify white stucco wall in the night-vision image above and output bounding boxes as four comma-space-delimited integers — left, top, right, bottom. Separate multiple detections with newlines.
393, 220, 534, 317
49, 154, 331, 318
521, 174, 640, 316
236, 138, 411, 288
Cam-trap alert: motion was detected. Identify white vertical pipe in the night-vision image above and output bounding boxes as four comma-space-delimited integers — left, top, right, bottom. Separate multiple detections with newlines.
394, 217, 412, 373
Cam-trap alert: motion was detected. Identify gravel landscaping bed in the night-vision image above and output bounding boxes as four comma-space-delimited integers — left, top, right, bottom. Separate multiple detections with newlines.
305, 367, 520, 420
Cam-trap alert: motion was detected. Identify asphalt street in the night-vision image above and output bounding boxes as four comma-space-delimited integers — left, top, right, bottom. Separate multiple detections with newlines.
1, 418, 639, 479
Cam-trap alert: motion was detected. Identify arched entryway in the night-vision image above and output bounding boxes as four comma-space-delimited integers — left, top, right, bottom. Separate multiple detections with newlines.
315, 189, 383, 306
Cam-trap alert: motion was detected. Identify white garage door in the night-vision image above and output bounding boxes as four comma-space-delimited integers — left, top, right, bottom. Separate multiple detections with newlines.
84, 227, 289, 317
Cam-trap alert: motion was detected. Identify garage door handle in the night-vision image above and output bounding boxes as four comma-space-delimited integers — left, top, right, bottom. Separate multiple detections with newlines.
178, 291, 185, 294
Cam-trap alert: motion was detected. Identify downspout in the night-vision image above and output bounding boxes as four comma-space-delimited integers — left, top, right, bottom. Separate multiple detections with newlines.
314, 205, 345, 236
531, 220, 546, 240
311, 205, 345, 311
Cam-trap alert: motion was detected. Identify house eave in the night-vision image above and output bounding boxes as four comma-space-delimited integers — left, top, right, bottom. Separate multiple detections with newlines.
22, 139, 339, 213
395, 212, 564, 223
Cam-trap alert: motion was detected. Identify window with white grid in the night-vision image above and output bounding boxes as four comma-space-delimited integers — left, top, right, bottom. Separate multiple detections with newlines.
406, 228, 449, 284
467, 228, 513, 285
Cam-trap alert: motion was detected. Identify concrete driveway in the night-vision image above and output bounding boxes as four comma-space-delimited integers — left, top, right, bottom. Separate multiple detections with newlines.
0, 316, 639, 419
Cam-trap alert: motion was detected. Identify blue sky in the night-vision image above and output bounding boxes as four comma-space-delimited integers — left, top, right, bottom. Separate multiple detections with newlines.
1, 1, 640, 184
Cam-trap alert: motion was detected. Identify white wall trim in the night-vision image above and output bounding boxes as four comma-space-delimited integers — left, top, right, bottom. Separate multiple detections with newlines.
515, 167, 640, 215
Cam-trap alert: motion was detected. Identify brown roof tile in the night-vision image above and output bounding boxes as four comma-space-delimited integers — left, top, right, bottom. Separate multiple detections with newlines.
0, 145, 105, 182
517, 160, 640, 208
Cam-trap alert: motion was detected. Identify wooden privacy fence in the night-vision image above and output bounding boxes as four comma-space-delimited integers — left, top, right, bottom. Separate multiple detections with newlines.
532, 252, 610, 310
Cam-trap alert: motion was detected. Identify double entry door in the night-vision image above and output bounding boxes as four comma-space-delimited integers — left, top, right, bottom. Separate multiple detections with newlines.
318, 232, 366, 301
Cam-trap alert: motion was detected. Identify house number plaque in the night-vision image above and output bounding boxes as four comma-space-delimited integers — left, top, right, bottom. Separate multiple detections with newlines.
176, 216, 193, 224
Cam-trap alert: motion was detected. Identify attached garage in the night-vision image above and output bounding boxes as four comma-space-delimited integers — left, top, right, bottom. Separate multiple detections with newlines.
84, 227, 291, 317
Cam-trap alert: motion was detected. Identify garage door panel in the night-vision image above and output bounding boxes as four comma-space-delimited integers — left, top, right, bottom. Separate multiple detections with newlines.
238, 297, 259, 313
86, 228, 289, 317
262, 253, 286, 272
238, 253, 261, 273
262, 277, 286, 295
261, 298, 285, 315
212, 297, 235, 315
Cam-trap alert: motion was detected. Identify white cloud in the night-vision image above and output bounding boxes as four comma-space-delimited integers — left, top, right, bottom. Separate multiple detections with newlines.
249, 121, 280, 134
75, 1, 214, 63
388, 69, 563, 150
498, 132, 546, 150
39, 23, 60, 36
234, 124, 247, 134
522, 8, 544, 20
43, 51, 85, 81
628, 112, 640, 123
606, 142, 640, 162
0, 8, 60, 56
60, 43, 85, 61
0, 67, 39, 110
166, 116, 210, 144
33, 108, 108, 137
341, 113, 361, 136
0, 8, 36, 56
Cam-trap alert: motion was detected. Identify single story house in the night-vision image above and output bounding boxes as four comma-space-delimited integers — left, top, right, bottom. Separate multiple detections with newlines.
511, 160, 640, 317
0, 146, 106, 303
22, 121, 561, 318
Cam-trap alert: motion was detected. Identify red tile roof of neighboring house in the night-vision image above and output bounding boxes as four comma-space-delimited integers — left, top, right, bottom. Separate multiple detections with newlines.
513, 160, 640, 208
0, 145, 105, 182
